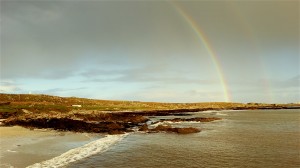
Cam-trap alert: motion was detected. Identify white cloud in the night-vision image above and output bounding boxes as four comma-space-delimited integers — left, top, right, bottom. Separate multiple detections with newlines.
0, 80, 20, 93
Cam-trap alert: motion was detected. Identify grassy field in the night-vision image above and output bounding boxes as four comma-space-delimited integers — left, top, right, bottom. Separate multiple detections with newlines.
0, 93, 298, 114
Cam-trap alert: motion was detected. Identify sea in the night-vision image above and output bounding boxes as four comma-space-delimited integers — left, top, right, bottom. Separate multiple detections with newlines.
1, 109, 299, 168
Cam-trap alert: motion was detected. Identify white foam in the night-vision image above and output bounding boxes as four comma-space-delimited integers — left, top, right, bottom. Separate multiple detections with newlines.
150, 122, 160, 126
149, 121, 200, 128
162, 121, 200, 124
200, 110, 219, 113
27, 134, 128, 168
173, 121, 200, 124
215, 112, 228, 116
6, 150, 17, 153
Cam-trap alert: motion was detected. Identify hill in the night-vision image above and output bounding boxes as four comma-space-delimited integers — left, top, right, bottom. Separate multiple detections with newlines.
0, 93, 248, 112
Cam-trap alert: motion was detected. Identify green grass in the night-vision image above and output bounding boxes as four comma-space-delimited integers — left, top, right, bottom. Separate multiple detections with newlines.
80, 105, 151, 111
0, 105, 17, 113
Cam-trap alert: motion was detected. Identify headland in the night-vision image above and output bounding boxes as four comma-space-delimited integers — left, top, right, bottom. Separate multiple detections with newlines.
1, 93, 299, 134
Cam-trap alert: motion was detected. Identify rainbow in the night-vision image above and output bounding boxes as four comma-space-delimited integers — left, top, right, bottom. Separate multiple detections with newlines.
172, 2, 231, 102
229, 2, 273, 102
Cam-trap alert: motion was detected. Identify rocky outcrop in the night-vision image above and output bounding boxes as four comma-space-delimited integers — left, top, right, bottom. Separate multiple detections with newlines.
0, 111, 18, 119
4, 117, 131, 134
0, 109, 23, 119
2, 109, 221, 134
2, 111, 148, 134
138, 124, 149, 131
3, 112, 220, 134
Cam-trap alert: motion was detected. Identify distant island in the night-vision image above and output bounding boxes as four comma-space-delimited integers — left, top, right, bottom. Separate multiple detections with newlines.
0, 93, 299, 134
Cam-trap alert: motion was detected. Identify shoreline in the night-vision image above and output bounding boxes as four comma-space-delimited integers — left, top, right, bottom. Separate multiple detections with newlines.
1, 93, 299, 134
1, 110, 221, 134
0, 126, 103, 168
1, 107, 298, 135
1, 108, 299, 167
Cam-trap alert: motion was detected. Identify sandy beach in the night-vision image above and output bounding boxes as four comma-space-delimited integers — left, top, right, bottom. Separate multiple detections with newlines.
0, 126, 103, 168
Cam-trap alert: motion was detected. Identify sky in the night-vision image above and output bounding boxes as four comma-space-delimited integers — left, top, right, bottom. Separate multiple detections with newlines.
0, 0, 299, 103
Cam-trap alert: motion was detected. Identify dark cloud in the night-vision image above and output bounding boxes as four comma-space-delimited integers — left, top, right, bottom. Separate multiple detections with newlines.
80, 66, 217, 85
1, 1, 192, 79
1, 0, 298, 103
84, 75, 215, 85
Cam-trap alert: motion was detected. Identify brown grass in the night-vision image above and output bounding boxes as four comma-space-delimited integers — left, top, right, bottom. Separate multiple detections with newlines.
0, 93, 251, 112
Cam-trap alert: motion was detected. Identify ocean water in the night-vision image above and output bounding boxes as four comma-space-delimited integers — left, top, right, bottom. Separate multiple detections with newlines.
66, 109, 300, 168
2, 109, 299, 168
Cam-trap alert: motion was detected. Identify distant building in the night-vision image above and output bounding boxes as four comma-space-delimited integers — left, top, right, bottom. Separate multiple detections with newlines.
72, 105, 82, 107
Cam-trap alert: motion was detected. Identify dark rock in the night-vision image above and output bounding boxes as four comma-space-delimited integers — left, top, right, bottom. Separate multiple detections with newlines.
174, 127, 201, 134
150, 124, 200, 134
138, 124, 149, 131
0, 110, 23, 119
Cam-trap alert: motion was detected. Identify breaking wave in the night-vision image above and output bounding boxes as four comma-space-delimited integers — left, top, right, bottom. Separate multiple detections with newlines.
149, 121, 200, 128
27, 134, 128, 168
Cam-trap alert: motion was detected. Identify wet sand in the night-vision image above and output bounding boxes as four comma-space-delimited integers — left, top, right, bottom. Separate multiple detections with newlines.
0, 126, 103, 168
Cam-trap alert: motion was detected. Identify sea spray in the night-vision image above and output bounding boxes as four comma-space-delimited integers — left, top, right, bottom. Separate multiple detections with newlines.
27, 134, 128, 168
149, 121, 200, 128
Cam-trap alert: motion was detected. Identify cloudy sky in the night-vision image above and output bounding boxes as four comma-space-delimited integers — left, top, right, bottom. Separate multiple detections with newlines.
1, 0, 299, 103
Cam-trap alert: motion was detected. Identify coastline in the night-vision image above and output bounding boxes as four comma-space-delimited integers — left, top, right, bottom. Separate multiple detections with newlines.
0, 93, 299, 137
1, 106, 299, 135
0, 126, 103, 168
1, 108, 299, 167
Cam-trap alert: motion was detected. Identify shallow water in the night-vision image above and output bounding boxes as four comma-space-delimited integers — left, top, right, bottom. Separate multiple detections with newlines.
1, 109, 299, 168
0, 127, 103, 168
67, 109, 300, 168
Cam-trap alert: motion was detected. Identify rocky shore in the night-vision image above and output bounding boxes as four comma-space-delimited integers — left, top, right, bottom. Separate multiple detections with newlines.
1, 93, 299, 134
1, 110, 221, 134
